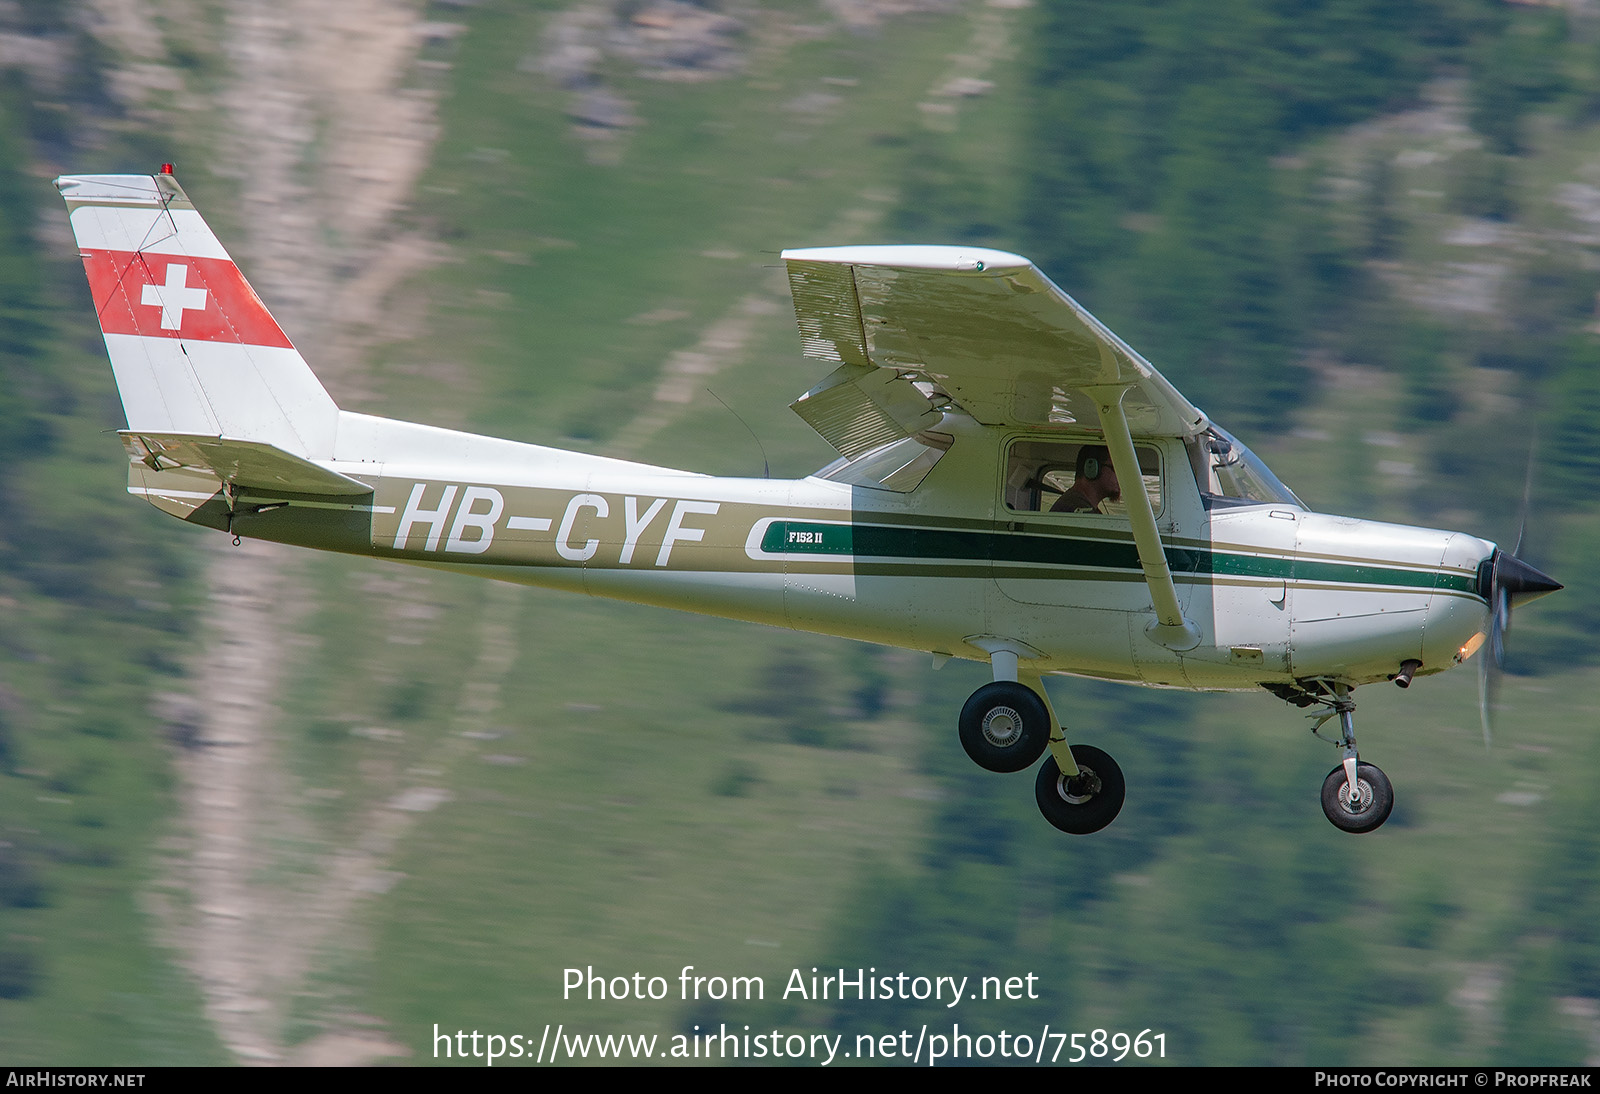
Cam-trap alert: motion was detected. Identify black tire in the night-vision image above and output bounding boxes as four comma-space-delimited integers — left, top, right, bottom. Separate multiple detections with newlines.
1320, 761, 1394, 834
958, 681, 1052, 773
1034, 745, 1125, 834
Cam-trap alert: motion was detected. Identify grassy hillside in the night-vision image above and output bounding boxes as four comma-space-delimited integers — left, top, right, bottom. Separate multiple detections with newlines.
289, 0, 1021, 1054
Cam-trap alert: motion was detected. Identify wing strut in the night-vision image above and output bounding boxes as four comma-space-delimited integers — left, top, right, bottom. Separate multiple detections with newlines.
1087, 385, 1202, 652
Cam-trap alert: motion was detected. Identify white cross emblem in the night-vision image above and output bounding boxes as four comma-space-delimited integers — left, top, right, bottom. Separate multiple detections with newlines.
140, 263, 208, 331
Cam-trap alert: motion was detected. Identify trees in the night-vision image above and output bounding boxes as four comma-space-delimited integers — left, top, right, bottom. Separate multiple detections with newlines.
1019, 0, 1484, 430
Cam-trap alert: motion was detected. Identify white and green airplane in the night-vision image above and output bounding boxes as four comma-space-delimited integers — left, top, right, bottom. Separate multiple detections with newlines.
56, 169, 1561, 835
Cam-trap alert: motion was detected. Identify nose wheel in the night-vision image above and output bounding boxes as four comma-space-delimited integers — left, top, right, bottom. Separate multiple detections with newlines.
1320, 761, 1393, 834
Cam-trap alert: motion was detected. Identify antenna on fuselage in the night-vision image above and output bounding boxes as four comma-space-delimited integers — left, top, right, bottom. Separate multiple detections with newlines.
706, 387, 770, 479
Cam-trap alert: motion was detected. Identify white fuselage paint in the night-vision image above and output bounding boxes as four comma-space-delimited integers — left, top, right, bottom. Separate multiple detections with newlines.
243, 410, 1495, 693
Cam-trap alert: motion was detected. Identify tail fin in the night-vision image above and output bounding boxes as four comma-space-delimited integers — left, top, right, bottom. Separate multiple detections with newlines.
55, 170, 339, 459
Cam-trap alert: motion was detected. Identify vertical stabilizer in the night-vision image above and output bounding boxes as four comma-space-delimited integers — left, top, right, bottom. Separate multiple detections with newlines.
55, 171, 339, 459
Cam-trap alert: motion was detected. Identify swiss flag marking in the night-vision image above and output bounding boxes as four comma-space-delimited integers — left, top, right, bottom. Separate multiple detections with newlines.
141, 263, 208, 330
80, 250, 293, 348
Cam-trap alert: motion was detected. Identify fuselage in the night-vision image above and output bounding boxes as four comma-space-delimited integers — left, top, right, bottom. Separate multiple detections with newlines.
136, 408, 1494, 692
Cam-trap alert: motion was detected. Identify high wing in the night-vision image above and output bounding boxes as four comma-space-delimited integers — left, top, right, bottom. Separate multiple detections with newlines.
782, 245, 1207, 457
783, 244, 1208, 651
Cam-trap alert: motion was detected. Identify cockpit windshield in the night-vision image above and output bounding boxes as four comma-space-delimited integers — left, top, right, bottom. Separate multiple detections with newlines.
1187, 426, 1304, 509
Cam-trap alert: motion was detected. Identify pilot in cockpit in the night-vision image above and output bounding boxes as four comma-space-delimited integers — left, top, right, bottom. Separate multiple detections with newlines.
1049, 445, 1121, 514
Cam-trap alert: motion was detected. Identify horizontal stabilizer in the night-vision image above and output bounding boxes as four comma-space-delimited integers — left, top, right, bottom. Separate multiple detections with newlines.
120, 432, 372, 496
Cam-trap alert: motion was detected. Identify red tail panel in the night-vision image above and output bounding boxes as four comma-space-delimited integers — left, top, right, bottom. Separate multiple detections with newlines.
79, 249, 293, 349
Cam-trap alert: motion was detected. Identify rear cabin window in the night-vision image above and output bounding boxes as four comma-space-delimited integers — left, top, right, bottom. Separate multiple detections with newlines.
814, 431, 953, 493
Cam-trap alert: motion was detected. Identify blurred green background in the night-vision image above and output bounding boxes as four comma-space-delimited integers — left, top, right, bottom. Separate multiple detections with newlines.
1, 0, 1598, 1066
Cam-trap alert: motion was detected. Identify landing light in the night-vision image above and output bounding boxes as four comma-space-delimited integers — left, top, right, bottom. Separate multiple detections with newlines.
1457, 631, 1486, 664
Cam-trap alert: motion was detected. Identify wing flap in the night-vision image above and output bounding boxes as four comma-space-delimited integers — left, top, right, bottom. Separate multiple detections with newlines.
789, 363, 944, 460
120, 431, 373, 496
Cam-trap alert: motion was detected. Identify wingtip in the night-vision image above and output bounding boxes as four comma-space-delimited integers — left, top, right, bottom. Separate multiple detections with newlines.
779, 244, 1032, 272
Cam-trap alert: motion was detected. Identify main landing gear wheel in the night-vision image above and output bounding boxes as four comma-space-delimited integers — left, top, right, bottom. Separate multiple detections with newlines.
1035, 745, 1125, 834
1320, 761, 1394, 834
958, 681, 1051, 773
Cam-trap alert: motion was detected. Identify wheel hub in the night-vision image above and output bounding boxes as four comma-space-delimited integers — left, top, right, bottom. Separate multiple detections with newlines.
981, 706, 1023, 748
1059, 767, 1101, 804
1339, 778, 1373, 815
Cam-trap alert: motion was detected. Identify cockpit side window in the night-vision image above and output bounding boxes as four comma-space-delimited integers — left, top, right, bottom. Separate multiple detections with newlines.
1004, 438, 1163, 517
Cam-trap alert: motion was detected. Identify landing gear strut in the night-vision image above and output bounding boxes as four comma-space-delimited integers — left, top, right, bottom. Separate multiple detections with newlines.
957, 648, 1125, 834
1306, 684, 1394, 834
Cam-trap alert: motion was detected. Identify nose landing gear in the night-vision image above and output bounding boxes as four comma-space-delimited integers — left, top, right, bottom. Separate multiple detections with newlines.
1306, 684, 1394, 834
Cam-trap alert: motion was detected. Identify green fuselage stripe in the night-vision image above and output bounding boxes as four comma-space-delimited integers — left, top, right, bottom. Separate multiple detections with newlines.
760, 520, 1478, 595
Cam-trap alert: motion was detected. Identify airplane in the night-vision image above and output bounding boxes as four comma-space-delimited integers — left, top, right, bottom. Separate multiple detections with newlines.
55, 168, 1563, 836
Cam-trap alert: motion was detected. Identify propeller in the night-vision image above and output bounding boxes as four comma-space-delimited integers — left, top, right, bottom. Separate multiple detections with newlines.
1475, 449, 1562, 747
